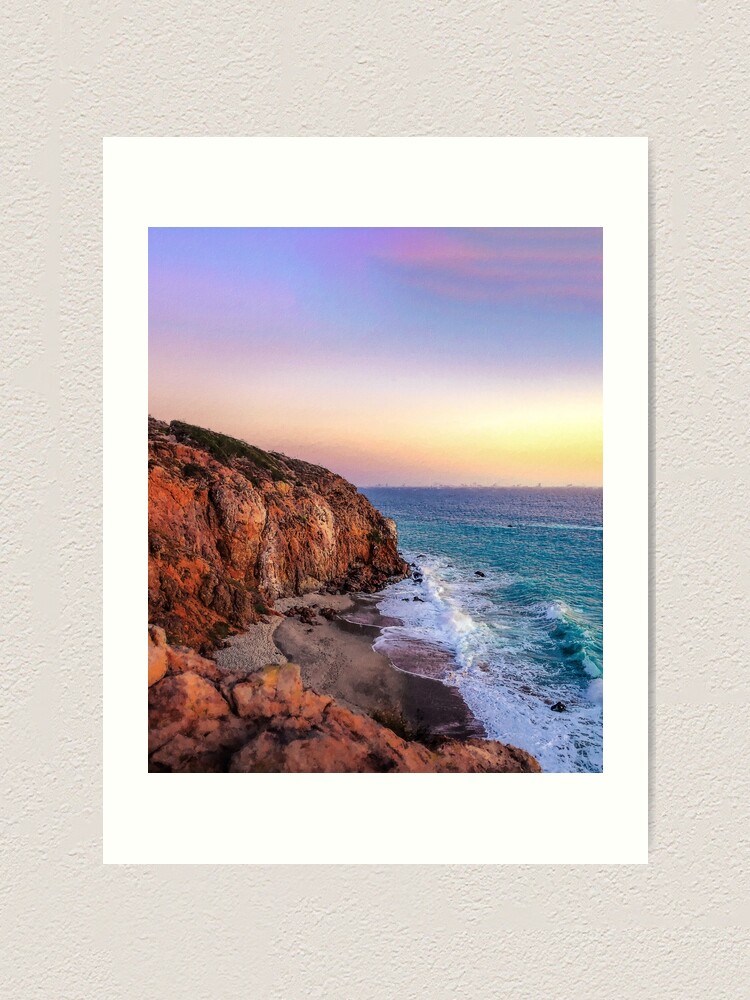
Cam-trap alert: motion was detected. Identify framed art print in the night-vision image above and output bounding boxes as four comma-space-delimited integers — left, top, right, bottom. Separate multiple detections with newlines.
103, 137, 647, 863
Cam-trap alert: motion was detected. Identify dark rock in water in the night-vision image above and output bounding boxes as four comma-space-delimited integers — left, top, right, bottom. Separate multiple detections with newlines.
413, 575, 423, 583
551, 701, 567, 713
475, 571, 485, 578
413, 596, 425, 602
401, 597, 410, 602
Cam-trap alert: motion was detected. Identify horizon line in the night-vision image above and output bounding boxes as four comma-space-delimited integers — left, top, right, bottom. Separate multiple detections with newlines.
358, 483, 603, 490
149, 413, 601, 492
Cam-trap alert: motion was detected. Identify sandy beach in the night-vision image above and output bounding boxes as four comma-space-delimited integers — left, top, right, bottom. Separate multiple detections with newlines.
216, 591, 483, 740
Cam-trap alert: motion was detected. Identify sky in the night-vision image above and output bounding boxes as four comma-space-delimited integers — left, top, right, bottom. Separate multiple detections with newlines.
149, 227, 602, 486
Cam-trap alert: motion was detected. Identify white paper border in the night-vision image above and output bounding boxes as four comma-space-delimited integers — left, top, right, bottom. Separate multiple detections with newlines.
104, 137, 647, 864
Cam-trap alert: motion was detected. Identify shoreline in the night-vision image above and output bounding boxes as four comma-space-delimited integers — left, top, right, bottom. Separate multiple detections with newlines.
217, 590, 484, 740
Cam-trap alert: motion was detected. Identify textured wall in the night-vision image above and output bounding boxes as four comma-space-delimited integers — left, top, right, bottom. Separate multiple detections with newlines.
2, 2, 748, 997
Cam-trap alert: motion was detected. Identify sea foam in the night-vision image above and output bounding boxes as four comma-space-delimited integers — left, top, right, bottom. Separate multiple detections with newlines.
362, 487, 604, 773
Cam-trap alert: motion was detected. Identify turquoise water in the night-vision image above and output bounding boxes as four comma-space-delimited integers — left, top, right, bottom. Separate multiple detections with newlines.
361, 487, 603, 773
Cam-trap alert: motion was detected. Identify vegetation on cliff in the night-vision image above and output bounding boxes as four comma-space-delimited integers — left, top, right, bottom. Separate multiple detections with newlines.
148, 417, 408, 651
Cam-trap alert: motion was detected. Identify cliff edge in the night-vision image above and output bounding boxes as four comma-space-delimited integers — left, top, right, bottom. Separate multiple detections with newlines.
148, 417, 408, 651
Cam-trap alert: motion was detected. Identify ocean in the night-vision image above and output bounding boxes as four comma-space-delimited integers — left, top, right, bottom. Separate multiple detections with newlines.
360, 487, 603, 773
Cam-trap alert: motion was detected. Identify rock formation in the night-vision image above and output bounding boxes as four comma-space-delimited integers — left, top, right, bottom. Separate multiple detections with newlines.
148, 418, 408, 651
148, 627, 541, 774
147, 417, 542, 773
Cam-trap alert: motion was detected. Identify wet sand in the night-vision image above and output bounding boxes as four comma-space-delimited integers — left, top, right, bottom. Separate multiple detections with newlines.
272, 592, 484, 739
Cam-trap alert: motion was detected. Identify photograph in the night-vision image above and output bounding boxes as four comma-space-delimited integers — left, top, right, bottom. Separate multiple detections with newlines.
147, 226, 603, 774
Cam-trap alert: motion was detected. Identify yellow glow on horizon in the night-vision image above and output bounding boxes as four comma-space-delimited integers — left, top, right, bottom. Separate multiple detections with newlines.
150, 353, 602, 486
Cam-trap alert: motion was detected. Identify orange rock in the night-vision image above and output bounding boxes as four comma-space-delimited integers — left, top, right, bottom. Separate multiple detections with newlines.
148, 671, 230, 755
165, 642, 222, 681
147, 626, 168, 686
148, 640, 541, 773
148, 417, 408, 650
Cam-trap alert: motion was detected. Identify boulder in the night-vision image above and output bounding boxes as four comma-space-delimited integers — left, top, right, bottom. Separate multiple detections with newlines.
148, 625, 168, 686
148, 671, 230, 754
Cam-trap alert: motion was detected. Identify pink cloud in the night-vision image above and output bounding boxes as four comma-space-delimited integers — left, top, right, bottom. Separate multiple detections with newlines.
374, 228, 602, 307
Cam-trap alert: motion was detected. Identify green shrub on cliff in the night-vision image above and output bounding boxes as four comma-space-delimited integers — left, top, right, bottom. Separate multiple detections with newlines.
208, 620, 231, 645
170, 420, 287, 480
370, 707, 434, 746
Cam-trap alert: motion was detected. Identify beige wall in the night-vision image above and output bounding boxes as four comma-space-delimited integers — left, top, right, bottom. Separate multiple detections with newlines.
3, 2, 747, 997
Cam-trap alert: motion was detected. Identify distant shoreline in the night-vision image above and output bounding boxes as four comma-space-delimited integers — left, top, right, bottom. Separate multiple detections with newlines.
360, 485, 603, 491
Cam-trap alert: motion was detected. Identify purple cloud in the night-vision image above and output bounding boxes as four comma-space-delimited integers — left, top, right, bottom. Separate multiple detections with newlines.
375, 228, 602, 309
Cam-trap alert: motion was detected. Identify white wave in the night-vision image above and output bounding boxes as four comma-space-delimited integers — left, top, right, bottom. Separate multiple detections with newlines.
539, 600, 569, 622
586, 678, 603, 702
373, 551, 603, 772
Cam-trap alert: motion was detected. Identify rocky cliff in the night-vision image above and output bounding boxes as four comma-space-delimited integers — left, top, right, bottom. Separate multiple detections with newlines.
148, 627, 541, 774
147, 418, 541, 773
148, 418, 408, 650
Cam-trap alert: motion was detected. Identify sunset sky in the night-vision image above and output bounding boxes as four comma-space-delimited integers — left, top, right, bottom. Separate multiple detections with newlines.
149, 227, 602, 486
